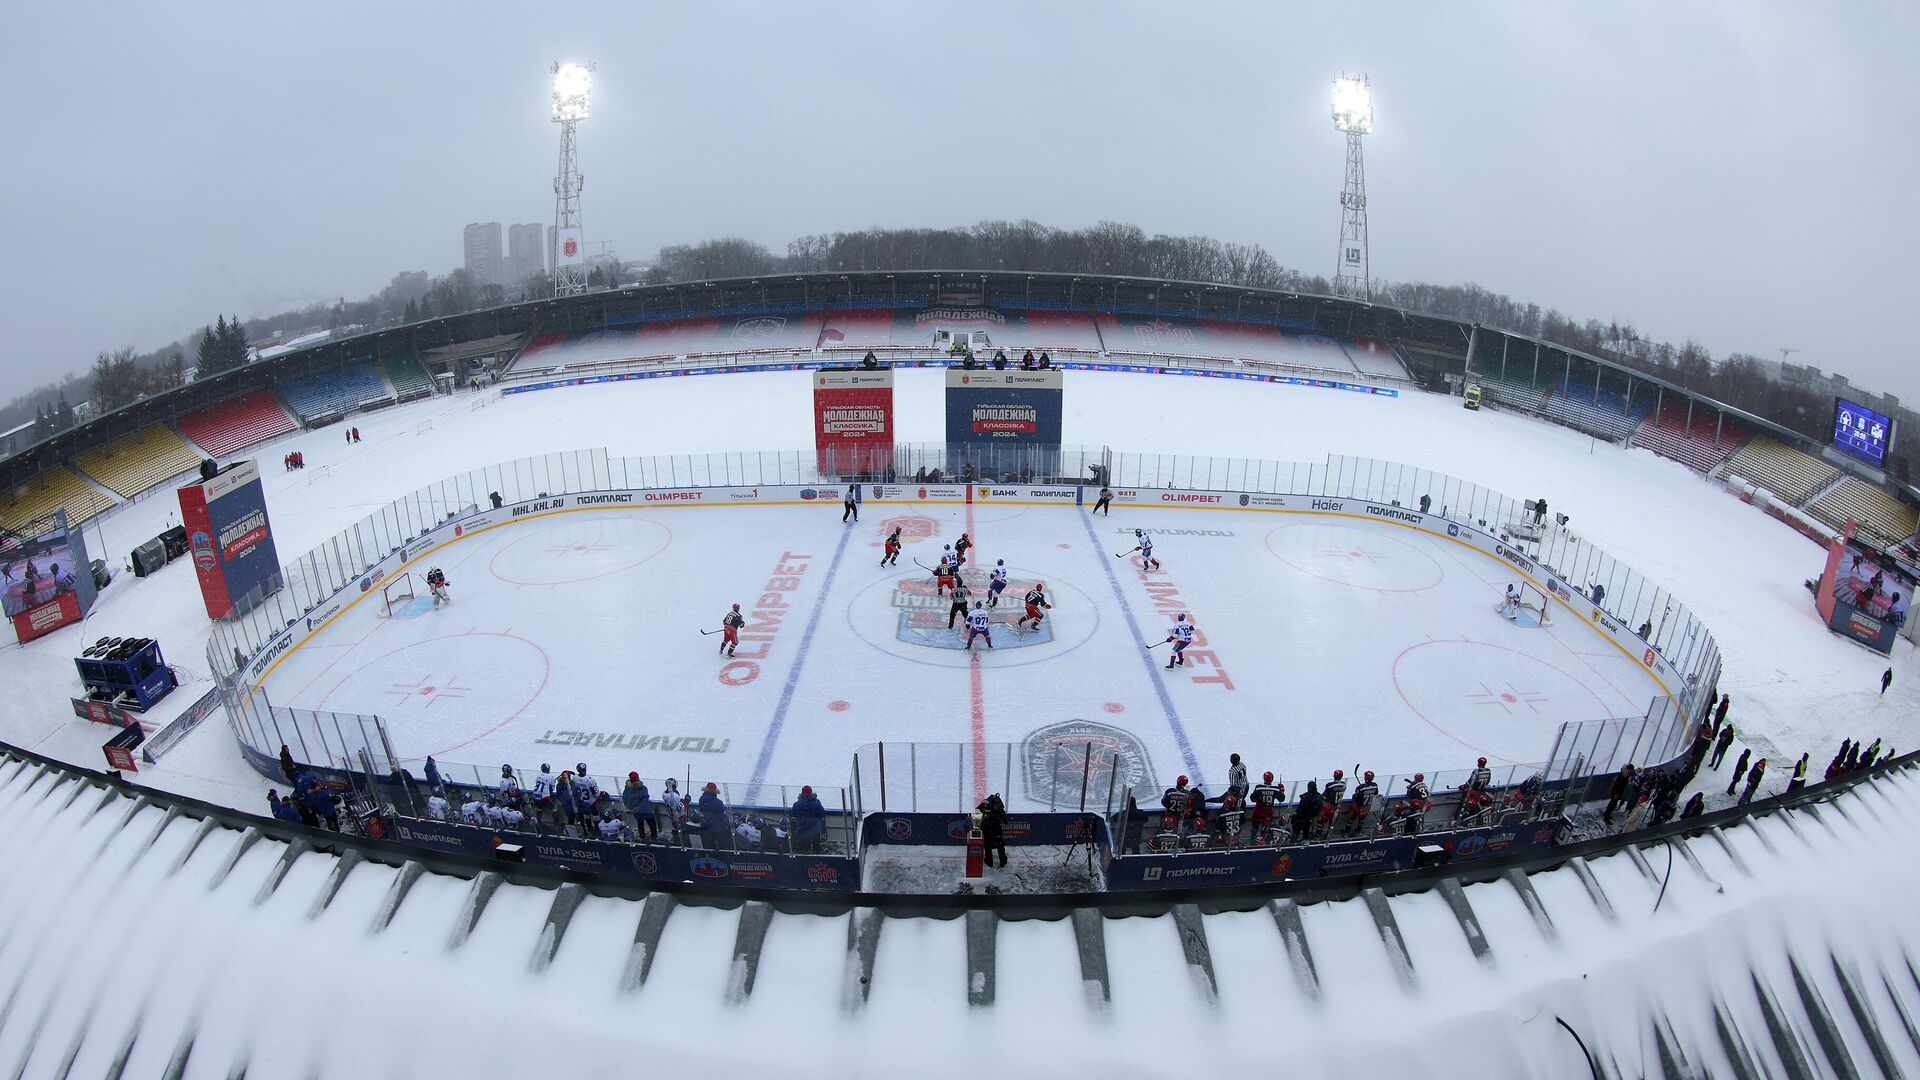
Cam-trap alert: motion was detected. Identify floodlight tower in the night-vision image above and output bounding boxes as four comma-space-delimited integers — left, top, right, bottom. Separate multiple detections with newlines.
1330, 74, 1373, 303
550, 61, 594, 299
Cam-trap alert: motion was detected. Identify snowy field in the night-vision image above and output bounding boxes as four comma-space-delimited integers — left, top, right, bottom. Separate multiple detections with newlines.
0, 366, 1909, 812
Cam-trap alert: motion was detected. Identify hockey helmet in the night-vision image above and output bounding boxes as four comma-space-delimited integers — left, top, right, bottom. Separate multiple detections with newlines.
540, 763, 550, 773
996, 559, 1004, 566
1134, 528, 1143, 536
1176, 613, 1187, 622
576, 762, 588, 774
1413, 772, 1425, 782
974, 600, 984, 608
501, 765, 513, 777
1478, 756, 1488, 767
664, 777, 678, 791
1263, 771, 1274, 783
1176, 775, 1189, 787
1333, 769, 1344, 779
1230, 753, 1241, 765
1364, 770, 1375, 781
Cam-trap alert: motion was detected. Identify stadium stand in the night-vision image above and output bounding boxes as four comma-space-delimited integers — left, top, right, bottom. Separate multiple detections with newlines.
277, 361, 394, 423
1, 466, 117, 532
1537, 377, 1653, 442
1629, 402, 1751, 473
1722, 436, 1842, 505
1807, 478, 1919, 547
73, 424, 202, 497
383, 355, 434, 402
175, 389, 299, 459
1477, 375, 1550, 414
509, 332, 570, 373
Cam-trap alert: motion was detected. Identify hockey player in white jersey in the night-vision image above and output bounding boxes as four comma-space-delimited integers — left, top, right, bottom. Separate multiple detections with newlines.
1165, 614, 1196, 668
1128, 529, 1161, 570
574, 762, 601, 816
965, 601, 994, 650
987, 560, 1010, 607
1502, 583, 1522, 621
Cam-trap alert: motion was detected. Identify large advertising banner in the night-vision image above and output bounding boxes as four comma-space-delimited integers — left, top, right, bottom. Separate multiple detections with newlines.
178, 460, 283, 619
813, 369, 894, 475
944, 369, 1064, 473
5, 509, 97, 644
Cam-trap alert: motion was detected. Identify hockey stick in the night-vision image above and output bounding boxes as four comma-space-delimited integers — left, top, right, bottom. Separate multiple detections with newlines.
699, 629, 721, 636
1113, 550, 1134, 559
1144, 639, 1170, 650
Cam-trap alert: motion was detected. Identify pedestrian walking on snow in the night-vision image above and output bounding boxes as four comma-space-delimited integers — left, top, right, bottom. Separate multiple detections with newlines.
1726, 748, 1752, 796
1739, 759, 1767, 804
1882, 667, 1894, 695
1709, 723, 1736, 769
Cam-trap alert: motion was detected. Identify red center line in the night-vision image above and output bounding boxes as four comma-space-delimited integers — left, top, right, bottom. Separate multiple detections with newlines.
965, 493, 989, 806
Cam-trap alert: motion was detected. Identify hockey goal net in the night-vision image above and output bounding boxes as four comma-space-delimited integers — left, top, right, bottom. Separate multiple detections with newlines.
378, 572, 416, 618
1496, 581, 1553, 626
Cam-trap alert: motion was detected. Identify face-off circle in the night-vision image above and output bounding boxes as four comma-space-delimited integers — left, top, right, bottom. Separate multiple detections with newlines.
1390, 639, 1616, 764
844, 566, 1099, 667
1264, 522, 1443, 594
488, 513, 672, 586
317, 632, 551, 755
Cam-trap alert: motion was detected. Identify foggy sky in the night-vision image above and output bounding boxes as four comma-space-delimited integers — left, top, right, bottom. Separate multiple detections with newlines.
3, 3, 1914, 399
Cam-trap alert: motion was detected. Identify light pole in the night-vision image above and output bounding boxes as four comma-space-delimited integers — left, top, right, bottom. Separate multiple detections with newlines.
550, 61, 593, 299
1330, 74, 1373, 303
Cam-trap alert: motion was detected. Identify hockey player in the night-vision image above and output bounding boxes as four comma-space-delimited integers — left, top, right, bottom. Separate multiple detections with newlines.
596, 806, 628, 841
1405, 764, 1436, 814
659, 778, 688, 842
1092, 485, 1113, 516
1128, 529, 1161, 570
1210, 788, 1245, 847
460, 793, 488, 826
881, 527, 902, 567
1456, 757, 1495, 823
426, 567, 451, 604
1016, 583, 1052, 630
987, 560, 1009, 607
1248, 772, 1284, 842
953, 532, 972, 567
1317, 769, 1348, 837
720, 603, 745, 657
935, 552, 957, 597
425, 791, 451, 821
1164, 614, 1195, 669
1160, 775, 1192, 833
1343, 770, 1380, 836
1502, 583, 1522, 621
497, 765, 521, 804
574, 763, 602, 817
947, 580, 974, 629
531, 763, 558, 819
965, 601, 994, 650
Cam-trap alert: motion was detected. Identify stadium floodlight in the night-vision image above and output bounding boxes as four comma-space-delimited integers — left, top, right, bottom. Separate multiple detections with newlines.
1330, 74, 1373, 134
550, 61, 594, 299
551, 62, 593, 123
1330, 73, 1373, 302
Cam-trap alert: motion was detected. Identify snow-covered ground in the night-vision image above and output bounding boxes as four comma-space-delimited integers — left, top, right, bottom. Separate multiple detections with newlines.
1, 367, 1908, 813
2, 729, 1916, 1076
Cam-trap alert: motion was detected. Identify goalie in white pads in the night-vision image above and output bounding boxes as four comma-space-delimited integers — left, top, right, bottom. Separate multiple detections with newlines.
1501, 583, 1522, 621
426, 567, 451, 605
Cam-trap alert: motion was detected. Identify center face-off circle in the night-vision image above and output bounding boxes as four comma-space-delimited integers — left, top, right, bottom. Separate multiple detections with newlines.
845, 566, 1099, 667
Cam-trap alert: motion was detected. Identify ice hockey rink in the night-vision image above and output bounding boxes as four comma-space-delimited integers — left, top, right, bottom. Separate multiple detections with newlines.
255, 490, 1671, 805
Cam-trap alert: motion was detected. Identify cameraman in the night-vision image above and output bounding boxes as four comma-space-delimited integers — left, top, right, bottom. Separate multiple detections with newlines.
977, 793, 1009, 868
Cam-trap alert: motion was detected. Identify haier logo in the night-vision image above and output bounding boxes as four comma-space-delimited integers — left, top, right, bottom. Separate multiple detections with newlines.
1311, 499, 1344, 511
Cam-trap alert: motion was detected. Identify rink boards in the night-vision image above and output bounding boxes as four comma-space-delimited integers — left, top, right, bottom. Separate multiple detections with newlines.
245, 481, 1680, 800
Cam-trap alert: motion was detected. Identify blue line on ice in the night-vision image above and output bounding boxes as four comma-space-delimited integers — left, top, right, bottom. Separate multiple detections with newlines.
1077, 510, 1204, 785
746, 521, 855, 803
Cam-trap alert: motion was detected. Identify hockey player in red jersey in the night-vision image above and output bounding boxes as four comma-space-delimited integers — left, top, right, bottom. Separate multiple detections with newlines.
1248, 772, 1284, 842
935, 552, 957, 597
881, 527, 902, 567
1016, 583, 1052, 629
719, 603, 745, 657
